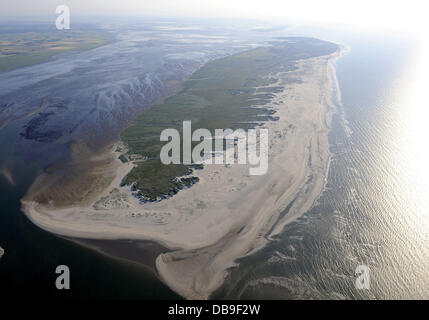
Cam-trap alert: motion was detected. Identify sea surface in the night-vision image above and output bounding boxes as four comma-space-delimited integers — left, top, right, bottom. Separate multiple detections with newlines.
1, 28, 428, 299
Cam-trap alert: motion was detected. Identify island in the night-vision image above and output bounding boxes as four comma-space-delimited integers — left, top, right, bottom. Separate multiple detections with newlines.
0, 28, 111, 72
21, 37, 342, 299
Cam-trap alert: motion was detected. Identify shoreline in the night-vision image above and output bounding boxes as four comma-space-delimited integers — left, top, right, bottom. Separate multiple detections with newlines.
21, 49, 343, 299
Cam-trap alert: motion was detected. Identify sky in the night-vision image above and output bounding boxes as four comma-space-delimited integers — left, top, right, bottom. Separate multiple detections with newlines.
0, 0, 426, 32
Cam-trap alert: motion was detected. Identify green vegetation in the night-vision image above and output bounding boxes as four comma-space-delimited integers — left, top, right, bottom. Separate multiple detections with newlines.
120, 38, 338, 201
118, 154, 129, 163
122, 160, 195, 201
0, 30, 111, 72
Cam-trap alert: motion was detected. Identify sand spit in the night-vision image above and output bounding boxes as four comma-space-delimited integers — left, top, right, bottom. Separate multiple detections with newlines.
0, 168, 15, 186
22, 50, 342, 299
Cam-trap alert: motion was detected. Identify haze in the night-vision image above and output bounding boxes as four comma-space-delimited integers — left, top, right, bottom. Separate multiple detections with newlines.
0, 0, 427, 32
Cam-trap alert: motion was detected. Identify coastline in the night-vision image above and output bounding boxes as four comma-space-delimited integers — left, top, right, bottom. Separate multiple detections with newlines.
21, 49, 343, 299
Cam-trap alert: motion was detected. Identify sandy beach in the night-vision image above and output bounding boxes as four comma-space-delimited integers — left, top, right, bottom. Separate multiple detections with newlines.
22, 49, 342, 299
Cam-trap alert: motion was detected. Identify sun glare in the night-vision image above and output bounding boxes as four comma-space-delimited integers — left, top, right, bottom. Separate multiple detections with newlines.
394, 37, 429, 236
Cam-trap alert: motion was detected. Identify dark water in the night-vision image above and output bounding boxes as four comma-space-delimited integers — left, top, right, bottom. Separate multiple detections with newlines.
0, 124, 180, 299
213, 32, 429, 299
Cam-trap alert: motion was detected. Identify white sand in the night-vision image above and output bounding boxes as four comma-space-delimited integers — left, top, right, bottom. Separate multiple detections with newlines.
22, 50, 342, 299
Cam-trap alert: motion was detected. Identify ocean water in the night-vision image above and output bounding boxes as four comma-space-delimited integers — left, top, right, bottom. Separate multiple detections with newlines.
212, 31, 429, 299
